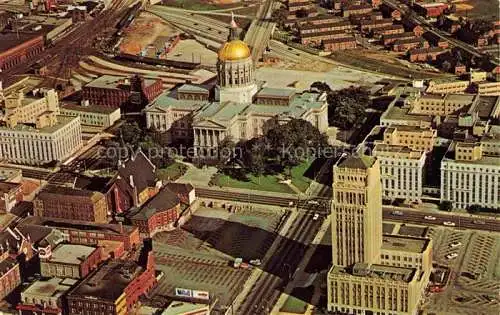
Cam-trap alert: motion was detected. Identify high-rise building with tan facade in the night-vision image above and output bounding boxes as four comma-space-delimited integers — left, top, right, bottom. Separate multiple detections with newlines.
328, 154, 431, 315
331, 155, 382, 267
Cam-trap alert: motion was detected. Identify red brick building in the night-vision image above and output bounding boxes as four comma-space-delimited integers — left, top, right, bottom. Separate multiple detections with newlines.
414, 2, 448, 18
374, 24, 405, 36
0, 182, 22, 213
393, 38, 428, 52
382, 32, 416, 45
359, 18, 393, 32
299, 20, 352, 35
423, 31, 449, 48
34, 185, 108, 224
403, 19, 424, 37
82, 74, 163, 110
67, 245, 156, 315
301, 30, 351, 45
0, 250, 21, 300
409, 47, 447, 62
40, 244, 103, 279
342, 4, 373, 18
324, 37, 357, 51
0, 34, 44, 71
20, 216, 141, 251
126, 187, 181, 238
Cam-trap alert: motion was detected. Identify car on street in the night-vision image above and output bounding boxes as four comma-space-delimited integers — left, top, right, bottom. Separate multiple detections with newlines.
443, 221, 456, 226
307, 200, 319, 205
391, 210, 404, 216
249, 259, 261, 266
473, 219, 486, 224
446, 253, 458, 259
450, 242, 462, 248
424, 215, 436, 221
313, 213, 319, 220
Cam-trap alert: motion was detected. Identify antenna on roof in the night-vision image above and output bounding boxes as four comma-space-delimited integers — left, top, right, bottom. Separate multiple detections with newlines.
230, 11, 237, 28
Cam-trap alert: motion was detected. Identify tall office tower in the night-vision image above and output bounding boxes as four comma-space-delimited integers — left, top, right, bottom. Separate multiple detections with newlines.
332, 154, 382, 267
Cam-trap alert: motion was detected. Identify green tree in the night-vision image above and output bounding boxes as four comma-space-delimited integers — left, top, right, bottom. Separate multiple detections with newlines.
118, 121, 143, 146
439, 201, 453, 211
326, 86, 370, 129
271, 7, 288, 29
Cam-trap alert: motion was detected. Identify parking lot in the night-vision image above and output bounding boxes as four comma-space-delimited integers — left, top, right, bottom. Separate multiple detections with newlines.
423, 227, 500, 315
151, 206, 285, 309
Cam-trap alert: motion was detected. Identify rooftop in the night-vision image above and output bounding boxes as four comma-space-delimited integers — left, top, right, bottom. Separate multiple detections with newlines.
21, 277, 76, 299
338, 154, 376, 169
61, 103, 120, 114
0, 115, 79, 134
0, 32, 43, 52
128, 187, 179, 221
162, 301, 208, 315
68, 259, 144, 301
255, 87, 296, 98
331, 263, 417, 283
84, 75, 158, 90
382, 235, 430, 253
37, 185, 103, 201
48, 244, 98, 265
0, 181, 21, 194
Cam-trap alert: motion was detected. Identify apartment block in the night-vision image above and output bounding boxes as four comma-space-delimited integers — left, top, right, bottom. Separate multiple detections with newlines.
383, 125, 436, 153
373, 144, 426, 201
34, 186, 108, 224
40, 244, 102, 279
441, 141, 500, 210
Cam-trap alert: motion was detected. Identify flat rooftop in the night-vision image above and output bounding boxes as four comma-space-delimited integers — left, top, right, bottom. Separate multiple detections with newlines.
331, 263, 417, 283
162, 301, 208, 315
49, 244, 97, 265
21, 277, 77, 299
382, 234, 430, 253
0, 32, 42, 52
0, 181, 20, 193
84, 75, 158, 90
61, 103, 120, 114
0, 115, 79, 134
68, 259, 144, 301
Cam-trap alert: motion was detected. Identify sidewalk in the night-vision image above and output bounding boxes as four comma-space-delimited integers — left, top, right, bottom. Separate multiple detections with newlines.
271, 215, 331, 315
227, 210, 300, 315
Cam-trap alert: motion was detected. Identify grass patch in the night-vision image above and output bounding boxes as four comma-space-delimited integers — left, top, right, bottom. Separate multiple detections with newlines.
289, 160, 313, 192
280, 295, 308, 314
210, 172, 294, 194
161, 0, 242, 11
156, 162, 188, 181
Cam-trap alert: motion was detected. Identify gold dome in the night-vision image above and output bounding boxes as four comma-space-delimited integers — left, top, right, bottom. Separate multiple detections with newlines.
218, 40, 251, 61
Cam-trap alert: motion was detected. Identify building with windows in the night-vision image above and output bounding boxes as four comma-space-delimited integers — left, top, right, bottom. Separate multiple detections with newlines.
373, 143, 426, 201
17, 277, 77, 315
66, 245, 156, 315
60, 103, 121, 128
0, 88, 82, 165
144, 17, 328, 154
382, 125, 436, 153
0, 181, 23, 213
441, 141, 500, 210
327, 154, 430, 314
34, 185, 108, 224
0, 250, 21, 300
40, 244, 102, 279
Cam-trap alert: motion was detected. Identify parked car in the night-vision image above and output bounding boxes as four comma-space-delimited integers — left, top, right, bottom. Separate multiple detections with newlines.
313, 213, 320, 220
249, 259, 262, 266
233, 258, 243, 268
424, 215, 436, 221
446, 253, 458, 259
473, 219, 485, 224
391, 210, 404, 216
443, 221, 456, 226
450, 242, 462, 248
307, 200, 319, 205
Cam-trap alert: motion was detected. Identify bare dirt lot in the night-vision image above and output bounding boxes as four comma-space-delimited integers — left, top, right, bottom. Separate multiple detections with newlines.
453, 0, 500, 21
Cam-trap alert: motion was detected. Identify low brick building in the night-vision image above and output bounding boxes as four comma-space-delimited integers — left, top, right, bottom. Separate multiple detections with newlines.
423, 31, 449, 49
414, 2, 448, 18
34, 185, 108, 224
342, 4, 373, 18
374, 24, 405, 36
409, 47, 447, 62
82, 74, 163, 111
301, 30, 351, 45
403, 19, 424, 37
360, 18, 393, 32
66, 245, 156, 315
17, 277, 77, 315
393, 38, 428, 52
40, 244, 102, 279
383, 32, 416, 45
0, 181, 22, 213
299, 20, 352, 35
20, 216, 141, 252
126, 187, 181, 238
0, 250, 21, 300
0, 33, 44, 71
324, 37, 357, 51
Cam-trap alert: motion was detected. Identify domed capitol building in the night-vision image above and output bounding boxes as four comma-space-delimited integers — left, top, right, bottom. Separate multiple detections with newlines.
144, 17, 328, 154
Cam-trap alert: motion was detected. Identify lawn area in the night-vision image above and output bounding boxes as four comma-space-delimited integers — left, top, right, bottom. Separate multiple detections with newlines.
290, 160, 313, 192
210, 173, 295, 194
156, 162, 188, 181
280, 295, 308, 314
161, 0, 242, 11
